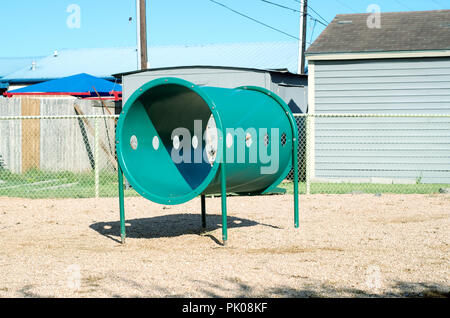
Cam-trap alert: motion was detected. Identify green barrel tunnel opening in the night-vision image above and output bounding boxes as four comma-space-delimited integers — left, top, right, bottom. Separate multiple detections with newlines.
116, 79, 222, 205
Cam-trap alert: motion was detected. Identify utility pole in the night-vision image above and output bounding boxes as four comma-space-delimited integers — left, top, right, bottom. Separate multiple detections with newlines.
136, 0, 148, 70
136, 0, 140, 69
297, 0, 308, 74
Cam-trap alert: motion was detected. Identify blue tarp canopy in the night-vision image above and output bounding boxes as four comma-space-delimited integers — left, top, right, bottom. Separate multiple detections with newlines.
5, 73, 121, 99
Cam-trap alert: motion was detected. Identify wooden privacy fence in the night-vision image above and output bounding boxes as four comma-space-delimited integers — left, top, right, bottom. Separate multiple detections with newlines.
0, 97, 117, 174
21, 98, 40, 172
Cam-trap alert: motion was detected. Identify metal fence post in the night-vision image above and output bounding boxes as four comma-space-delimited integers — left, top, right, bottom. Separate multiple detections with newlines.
94, 117, 100, 198
118, 163, 126, 244
305, 114, 311, 195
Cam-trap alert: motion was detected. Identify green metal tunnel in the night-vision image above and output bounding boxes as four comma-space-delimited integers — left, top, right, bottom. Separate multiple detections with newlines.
115, 77, 299, 244
116, 77, 296, 203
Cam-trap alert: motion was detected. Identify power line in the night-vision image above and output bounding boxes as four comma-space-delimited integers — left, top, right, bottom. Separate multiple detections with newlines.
292, 0, 329, 25
307, 14, 327, 27
207, 0, 299, 40
260, 0, 328, 30
307, 5, 329, 24
259, 0, 299, 13
309, 17, 317, 44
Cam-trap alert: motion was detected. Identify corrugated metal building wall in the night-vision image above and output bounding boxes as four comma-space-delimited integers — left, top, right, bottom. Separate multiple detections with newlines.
311, 57, 450, 184
118, 66, 309, 182
119, 66, 308, 114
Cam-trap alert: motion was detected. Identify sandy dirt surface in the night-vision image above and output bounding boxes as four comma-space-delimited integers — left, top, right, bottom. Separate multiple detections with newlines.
0, 193, 449, 298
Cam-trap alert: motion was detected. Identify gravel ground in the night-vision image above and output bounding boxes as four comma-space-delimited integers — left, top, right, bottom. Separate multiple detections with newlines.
0, 194, 449, 298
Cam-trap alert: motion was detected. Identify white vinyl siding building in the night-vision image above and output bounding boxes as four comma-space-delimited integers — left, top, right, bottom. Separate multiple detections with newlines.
306, 11, 450, 184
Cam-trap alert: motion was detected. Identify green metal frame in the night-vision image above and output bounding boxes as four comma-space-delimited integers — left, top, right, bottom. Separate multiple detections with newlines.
201, 195, 206, 229
293, 130, 299, 228
117, 80, 299, 245
117, 143, 298, 246
237, 86, 299, 228
118, 163, 126, 244
221, 138, 228, 245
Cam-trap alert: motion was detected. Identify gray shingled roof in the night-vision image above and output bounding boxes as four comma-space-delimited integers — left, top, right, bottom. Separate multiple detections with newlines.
306, 10, 450, 55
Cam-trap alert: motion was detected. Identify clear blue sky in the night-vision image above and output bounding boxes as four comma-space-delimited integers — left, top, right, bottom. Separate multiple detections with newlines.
1, 0, 449, 58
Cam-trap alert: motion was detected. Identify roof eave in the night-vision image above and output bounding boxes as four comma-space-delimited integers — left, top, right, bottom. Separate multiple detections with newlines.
113, 65, 307, 78
3, 75, 116, 84
306, 49, 450, 61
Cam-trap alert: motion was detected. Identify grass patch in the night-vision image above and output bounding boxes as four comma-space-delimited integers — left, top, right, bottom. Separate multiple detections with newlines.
0, 169, 139, 199
0, 169, 447, 199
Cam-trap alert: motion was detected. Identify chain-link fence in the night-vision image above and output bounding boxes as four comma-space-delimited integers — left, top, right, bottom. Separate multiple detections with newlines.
0, 113, 449, 198
286, 113, 450, 194
0, 114, 138, 199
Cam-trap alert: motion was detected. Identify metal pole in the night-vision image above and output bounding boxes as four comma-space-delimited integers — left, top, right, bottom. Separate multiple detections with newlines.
201, 194, 206, 229
297, 0, 308, 74
94, 117, 100, 198
118, 163, 126, 244
293, 132, 299, 228
220, 163, 227, 246
305, 115, 311, 195
135, 0, 141, 69
139, 0, 148, 70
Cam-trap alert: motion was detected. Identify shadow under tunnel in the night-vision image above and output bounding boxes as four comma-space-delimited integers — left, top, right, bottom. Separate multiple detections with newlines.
90, 213, 279, 245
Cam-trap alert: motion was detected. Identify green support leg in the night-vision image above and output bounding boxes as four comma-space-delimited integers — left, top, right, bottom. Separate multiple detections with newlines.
118, 164, 126, 244
293, 136, 299, 228
220, 163, 227, 246
201, 195, 206, 229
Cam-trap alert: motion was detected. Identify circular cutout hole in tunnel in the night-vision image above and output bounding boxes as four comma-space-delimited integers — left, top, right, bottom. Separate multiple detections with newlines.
226, 132, 233, 148
130, 135, 138, 150
205, 115, 218, 165
245, 132, 253, 147
152, 136, 159, 150
192, 135, 199, 149
173, 135, 180, 150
